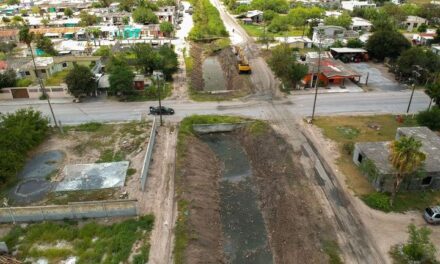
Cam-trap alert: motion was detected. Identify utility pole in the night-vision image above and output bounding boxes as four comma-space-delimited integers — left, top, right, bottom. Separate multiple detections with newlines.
407, 65, 422, 114
28, 35, 59, 129
311, 28, 323, 122
153, 70, 164, 126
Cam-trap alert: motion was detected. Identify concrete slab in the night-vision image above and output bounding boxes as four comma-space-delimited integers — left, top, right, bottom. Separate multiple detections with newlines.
348, 63, 406, 92
55, 161, 129, 191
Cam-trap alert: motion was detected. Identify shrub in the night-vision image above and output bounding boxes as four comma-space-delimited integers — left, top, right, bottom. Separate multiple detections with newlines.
0, 109, 49, 185
15, 78, 33, 87
417, 107, 440, 131
188, 0, 228, 41
342, 142, 354, 155
362, 192, 391, 212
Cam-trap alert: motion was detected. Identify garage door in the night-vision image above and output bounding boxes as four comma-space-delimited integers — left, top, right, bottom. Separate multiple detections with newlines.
11, 89, 29, 99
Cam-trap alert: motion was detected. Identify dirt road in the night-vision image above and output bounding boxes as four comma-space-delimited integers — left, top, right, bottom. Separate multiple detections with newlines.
144, 126, 178, 264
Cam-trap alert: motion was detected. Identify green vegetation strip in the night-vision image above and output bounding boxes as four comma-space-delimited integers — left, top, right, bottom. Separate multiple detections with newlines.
188, 0, 228, 41
3, 215, 154, 263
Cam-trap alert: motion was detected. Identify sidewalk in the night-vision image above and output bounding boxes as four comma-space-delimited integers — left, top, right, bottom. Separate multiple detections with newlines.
292, 82, 364, 95
0, 98, 73, 106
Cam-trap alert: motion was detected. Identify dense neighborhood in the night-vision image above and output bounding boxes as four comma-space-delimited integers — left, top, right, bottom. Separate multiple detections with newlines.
0, 0, 440, 262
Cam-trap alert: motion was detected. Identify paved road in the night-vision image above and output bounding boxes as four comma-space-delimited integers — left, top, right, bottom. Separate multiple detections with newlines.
0, 91, 431, 124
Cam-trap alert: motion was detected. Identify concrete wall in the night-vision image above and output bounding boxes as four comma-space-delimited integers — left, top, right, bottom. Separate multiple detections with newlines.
0, 85, 73, 100
192, 122, 252, 134
0, 199, 138, 223
140, 117, 157, 191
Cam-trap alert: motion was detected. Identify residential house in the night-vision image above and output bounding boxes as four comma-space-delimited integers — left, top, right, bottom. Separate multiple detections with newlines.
341, 1, 376, 11
302, 56, 361, 88
237, 10, 263, 24
350, 17, 372, 32
155, 6, 177, 25
274, 36, 313, 49
0, 29, 19, 43
312, 25, 358, 48
412, 32, 437, 46
353, 127, 440, 192
330, 47, 369, 62
404, 16, 427, 32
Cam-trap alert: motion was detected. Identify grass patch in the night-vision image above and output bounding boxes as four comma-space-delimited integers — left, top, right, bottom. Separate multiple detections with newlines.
2, 215, 154, 263
248, 120, 269, 135
44, 70, 69, 86
133, 244, 150, 264
127, 168, 137, 176
96, 149, 125, 163
241, 23, 305, 37
363, 191, 440, 213
174, 199, 189, 264
66, 122, 103, 132
322, 240, 343, 264
45, 189, 117, 205
125, 83, 172, 102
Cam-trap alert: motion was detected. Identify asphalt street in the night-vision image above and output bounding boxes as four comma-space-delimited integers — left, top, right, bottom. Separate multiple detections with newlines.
0, 91, 431, 124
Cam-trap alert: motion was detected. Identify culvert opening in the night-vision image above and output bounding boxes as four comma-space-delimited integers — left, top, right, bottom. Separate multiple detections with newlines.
202, 133, 273, 264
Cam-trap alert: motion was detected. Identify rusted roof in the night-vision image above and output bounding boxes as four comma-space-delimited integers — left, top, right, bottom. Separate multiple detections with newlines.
30, 27, 83, 34
0, 29, 18, 37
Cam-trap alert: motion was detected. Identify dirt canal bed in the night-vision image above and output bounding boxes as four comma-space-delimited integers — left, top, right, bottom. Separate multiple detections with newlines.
175, 121, 341, 264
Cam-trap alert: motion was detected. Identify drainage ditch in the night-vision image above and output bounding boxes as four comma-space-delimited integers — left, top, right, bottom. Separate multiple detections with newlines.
202, 133, 273, 263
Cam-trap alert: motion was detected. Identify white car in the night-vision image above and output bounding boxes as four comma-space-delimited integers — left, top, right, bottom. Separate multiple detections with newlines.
424, 206, 440, 224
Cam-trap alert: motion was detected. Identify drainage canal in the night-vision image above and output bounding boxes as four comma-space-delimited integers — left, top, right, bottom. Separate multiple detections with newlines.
202, 56, 226, 92
203, 133, 273, 264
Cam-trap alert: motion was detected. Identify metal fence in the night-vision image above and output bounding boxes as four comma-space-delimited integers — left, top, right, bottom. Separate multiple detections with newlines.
140, 117, 157, 191
0, 199, 138, 223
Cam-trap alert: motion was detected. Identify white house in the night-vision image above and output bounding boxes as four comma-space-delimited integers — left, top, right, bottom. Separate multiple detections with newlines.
404, 16, 428, 31
432, 45, 440, 56
341, 1, 376, 11
312, 25, 346, 48
350, 17, 372, 32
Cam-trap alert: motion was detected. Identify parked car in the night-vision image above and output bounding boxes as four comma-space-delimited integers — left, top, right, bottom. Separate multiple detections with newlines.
149, 106, 175, 115
424, 206, 440, 224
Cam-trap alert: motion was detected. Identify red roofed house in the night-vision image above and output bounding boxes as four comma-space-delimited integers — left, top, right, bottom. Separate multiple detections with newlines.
302, 58, 361, 88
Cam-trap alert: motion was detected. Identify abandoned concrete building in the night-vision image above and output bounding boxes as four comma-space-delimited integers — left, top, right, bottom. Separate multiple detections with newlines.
353, 127, 440, 192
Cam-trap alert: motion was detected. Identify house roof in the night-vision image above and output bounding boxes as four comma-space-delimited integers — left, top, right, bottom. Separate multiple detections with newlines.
30, 27, 83, 35
351, 17, 372, 27
307, 58, 361, 78
356, 127, 440, 174
0, 29, 18, 38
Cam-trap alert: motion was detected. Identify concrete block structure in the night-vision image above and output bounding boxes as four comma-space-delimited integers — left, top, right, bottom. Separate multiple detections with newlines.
353, 127, 440, 192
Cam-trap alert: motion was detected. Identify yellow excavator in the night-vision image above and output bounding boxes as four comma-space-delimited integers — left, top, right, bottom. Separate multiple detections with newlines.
233, 46, 251, 73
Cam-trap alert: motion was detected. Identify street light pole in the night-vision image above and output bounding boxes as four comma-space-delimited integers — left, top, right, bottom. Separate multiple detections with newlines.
153, 71, 164, 126
311, 29, 323, 122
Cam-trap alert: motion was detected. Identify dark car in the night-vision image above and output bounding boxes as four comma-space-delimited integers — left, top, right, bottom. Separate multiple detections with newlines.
149, 106, 175, 115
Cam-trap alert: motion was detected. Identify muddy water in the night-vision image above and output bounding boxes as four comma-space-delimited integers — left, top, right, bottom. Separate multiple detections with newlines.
203, 134, 273, 264
202, 57, 226, 91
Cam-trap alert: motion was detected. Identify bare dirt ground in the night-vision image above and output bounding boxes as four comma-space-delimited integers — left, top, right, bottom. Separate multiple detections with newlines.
303, 122, 440, 262
236, 126, 338, 263
143, 125, 178, 264
26, 122, 151, 205
176, 136, 225, 263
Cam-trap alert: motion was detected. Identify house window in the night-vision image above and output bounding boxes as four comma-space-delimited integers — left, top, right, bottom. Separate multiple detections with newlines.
41, 69, 46, 73
422, 176, 432, 186
357, 153, 363, 163
25, 71, 30, 76
62, 62, 67, 67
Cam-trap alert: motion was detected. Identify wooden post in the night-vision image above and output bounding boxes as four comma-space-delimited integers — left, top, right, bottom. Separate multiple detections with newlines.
365, 72, 369, 86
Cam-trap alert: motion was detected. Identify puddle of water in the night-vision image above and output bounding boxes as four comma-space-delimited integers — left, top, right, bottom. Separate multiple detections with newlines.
202, 57, 226, 92
203, 134, 273, 264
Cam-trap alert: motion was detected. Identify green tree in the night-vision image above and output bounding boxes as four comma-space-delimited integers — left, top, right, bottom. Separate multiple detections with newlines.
65, 64, 96, 98
109, 62, 135, 96
425, 83, 440, 106
381, 3, 407, 24
268, 44, 308, 90
417, 23, 428, 33
64, 8, 73, 17
160, 21, 174, 37
131, 43, 158, 74
250, 0, 289, 13
41, 18, 49, 27
417, 107, 440, 131
347, 38, 364, 48
396, 47, 440, 80
93, 46, 111, 57
268, 16, 289, 33
6, 0, 19, 5
388, 136, 426, 206
79, 11, 100, 26
133, 7, 158, 24
35, 34, 57, 56
157, 45, 178, 79
390, 224, 437, 263
366, 29, 410, 61
119, 0, 135, 11
263, 10, 276, 22
0, 109, 49, 185
352, 7, 379, 21
324, 12, 352, 29
0, 69, 17, 89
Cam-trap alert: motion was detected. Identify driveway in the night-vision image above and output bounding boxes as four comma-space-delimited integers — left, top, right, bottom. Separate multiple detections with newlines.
349, 62, 407, 92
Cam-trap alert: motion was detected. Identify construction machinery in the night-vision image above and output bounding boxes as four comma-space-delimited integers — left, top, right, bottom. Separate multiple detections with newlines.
233, 46, 251, 73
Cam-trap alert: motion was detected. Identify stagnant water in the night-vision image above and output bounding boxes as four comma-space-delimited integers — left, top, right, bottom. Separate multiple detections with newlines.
203, 133, 273, 264
202, 57, 226, 91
